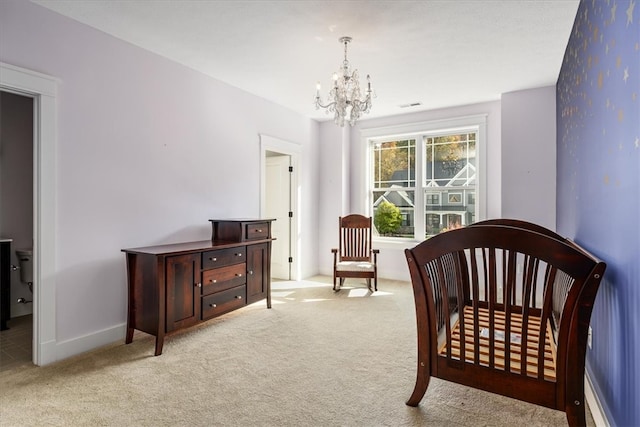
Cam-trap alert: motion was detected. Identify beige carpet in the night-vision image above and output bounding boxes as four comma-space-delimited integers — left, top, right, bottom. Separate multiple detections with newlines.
0, 276, 593, 426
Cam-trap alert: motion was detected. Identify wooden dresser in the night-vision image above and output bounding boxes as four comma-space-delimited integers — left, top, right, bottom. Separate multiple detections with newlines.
122, 219, 274, 355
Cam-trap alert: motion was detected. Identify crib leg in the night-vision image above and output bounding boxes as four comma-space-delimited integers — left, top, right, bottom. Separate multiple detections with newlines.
405, 360, 430, 406
565, 402, 587, 427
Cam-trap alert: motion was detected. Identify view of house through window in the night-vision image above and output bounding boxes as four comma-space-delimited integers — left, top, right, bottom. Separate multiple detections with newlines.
371, 128, 478, 240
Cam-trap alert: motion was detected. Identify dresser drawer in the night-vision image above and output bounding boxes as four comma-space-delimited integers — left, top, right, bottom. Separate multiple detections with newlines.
245, 222, 270, 240
202, 285, 246, 320
202, 263, 246, 295
202, 247, 246, 269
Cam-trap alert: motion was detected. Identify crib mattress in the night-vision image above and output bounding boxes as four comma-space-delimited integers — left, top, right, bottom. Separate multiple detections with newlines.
440, 306, 557, 381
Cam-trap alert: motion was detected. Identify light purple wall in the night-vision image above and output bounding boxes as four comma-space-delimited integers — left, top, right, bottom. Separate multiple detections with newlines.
317, 122, 350, 274
502, 86, 556, 230
0, 0, 319, 353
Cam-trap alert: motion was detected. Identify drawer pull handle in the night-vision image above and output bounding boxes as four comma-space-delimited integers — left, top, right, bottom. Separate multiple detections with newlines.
236, 273, 242, 277
235, 296, 243, 300
209, 257, 217, 262
209, 303, 217, 308
210, 279, 217, 283
195, 282, 202, 288
236, 253, 242, 257
255, 229, 263, 233
249, 270, 253, 275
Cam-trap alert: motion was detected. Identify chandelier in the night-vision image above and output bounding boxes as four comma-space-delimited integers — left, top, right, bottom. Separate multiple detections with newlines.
314, 36, 374, 127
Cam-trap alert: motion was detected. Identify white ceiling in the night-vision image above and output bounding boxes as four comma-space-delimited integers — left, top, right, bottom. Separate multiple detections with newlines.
32, 0, 580, 122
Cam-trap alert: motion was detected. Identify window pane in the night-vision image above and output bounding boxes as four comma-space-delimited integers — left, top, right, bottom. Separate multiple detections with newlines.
424, 188, 476, 237
423, 131, 477, 238
372, 190, 415, 237
372, 139, 416, 189
424, 133, 476, 187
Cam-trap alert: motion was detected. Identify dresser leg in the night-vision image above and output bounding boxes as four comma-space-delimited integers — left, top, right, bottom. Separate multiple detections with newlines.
154, 334, 164, 356
125, 326, 134, 344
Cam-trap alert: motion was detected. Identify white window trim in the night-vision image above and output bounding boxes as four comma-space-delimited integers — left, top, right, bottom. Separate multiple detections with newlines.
360, 115, 487, 243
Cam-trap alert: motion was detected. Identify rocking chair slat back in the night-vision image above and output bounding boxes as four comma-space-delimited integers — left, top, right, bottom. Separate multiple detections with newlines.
340, 216, 372, 261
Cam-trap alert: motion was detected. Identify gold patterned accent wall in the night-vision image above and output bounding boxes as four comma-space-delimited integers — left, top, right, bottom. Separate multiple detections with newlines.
556, 1, 639, 425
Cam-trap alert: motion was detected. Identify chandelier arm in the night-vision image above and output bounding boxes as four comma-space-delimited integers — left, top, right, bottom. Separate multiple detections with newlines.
315, 99, 337, 109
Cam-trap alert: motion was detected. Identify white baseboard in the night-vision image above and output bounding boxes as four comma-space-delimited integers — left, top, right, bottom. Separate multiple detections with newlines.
585, 371, 610, 427
37, 338, 58, 366
48, 322, 127, 364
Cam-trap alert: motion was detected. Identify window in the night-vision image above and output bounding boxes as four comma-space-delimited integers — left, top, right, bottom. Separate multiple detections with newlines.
447, 193, 462, 204
366, 116, 485, 241
426, 193, 441, 205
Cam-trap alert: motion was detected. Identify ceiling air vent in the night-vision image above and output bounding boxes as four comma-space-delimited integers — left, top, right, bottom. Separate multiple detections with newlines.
399, 102, 422, 108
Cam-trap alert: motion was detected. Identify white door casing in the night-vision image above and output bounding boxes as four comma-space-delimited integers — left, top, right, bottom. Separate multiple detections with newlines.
259, 134, 300, 281
0, 62, 58, 366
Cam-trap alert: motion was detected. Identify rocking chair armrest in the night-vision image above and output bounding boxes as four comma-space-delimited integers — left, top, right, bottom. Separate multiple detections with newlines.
331, 248, 338, 265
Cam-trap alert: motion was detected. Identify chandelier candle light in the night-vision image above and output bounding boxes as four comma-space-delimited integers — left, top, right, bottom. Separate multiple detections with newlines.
315, 36, 374, 127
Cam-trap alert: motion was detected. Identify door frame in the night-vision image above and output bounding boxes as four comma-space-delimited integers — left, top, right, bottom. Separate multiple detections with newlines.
1, 62, 58, 366
265, 154, 292, 280
259, 134, 300, 281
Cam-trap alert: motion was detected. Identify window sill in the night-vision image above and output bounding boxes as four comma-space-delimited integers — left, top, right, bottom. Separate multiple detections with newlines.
372, 237, 421, 250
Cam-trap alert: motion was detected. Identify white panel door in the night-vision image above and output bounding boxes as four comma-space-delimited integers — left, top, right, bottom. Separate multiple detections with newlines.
265, 155, 290, 280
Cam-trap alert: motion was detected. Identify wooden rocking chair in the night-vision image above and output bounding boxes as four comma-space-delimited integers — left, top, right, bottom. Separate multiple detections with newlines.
331, 214, 379, 292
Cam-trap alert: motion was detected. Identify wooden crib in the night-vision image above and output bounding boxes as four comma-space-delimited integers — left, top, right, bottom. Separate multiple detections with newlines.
404, 220, 606, 427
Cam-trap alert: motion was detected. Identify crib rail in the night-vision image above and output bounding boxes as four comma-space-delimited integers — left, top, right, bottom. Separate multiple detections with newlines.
405, 222, 606, 426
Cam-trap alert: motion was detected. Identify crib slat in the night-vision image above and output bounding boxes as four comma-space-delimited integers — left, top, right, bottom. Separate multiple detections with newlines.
481, 248, 488, 309
539, 265, 557, 379
436, 256, 453, 361
470, 249, 481, 365
455, 252, 467, 365
520, 255, 528, 375
487, 248, 497, 368
503, 250, 516, 370
441, 306, 557, 381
